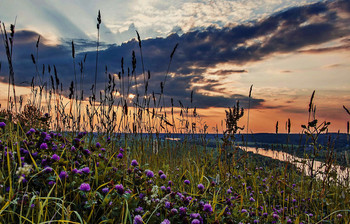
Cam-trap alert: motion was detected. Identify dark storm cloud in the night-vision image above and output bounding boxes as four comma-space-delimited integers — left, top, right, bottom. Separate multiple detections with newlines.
297, 43, 350, 53
209, 70, 248, 76
1, 0, 349, 108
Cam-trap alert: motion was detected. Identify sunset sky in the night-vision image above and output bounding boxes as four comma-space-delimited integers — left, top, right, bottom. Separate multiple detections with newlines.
0, 0, 349, 133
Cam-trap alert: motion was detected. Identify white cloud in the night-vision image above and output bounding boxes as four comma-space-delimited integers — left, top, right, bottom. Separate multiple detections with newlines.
1, 0, 323, 45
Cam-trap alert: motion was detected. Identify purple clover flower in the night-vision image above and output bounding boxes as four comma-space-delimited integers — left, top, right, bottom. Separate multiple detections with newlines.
96, 142, 101, 148
40, 143, 48, 150
171, 208, 178, 214
192, 219, 201, 224
79, 183, 91, 191
51, 154, 60, 161
160, 174, 167, 179
102, 187, 109, 194
190, 213, 200, 219
198, 183, 205, 191
203, 203, 213, 213
161, 219, 171, 224
146, 170, 154, 178
179, 206, 187, 215
0, 122, 6, 128
115, 184, 124, 194
131, 160, 139, 166
135, 206, 144, 213
81, 167, 90, 174
165, 202, 171, 209
273, 213, 280, 219
44, 167, 53, 173
59, 171, 68, 179
133, 215, 143, 224
117, 153, 123, 159
184, 179, 190, 185
83, 149, 91, 155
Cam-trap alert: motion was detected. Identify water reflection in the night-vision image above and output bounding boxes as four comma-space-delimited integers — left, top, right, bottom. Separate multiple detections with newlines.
246, 147, 350, 184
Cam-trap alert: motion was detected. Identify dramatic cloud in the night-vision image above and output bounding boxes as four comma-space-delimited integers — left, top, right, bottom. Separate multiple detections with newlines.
1, 0, 349, 109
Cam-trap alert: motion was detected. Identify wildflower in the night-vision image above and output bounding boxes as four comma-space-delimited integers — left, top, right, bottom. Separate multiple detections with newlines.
203, 203, 213, 213
184, 180, 190, 185
51, 154, 60, 161
179, 206, 187, 215
146, 170, 154, 178
20, 148, 28, 154
40, 143, 48, 150
81, 167, 90, 174
135, 206, 144, 213
161, 219, 171, 224
249, 197, 255, 202
44, 167, 53, 173
102, 187, 109, 194
337, 213, 343, 219
198, 183, 205, 191
18, 174, 27, 183
254, 220, 259, 223
115, 184, 124, 194
160, 174, 167, 179
71, 146, 76, 151
158, 170, 164, 175
161, 186, 166, 191
44, 135, 51, 142
227, 188, 232, 194
48, 181, 55, 185
139, 193, 145, 199
165, 201, 171, 209
133, 215, 143, 224
191, 219, 200, 224
59, 171, 68, 179
96, 142, 101, 148
168, 180, 173, 186
131, 160, 139, 166
16, 164, 32, 176
190, 213, 200, 219
119, 147, 124, 152
0, 122, 5, 128
29, 128, 35, 133
287, 219, 293, 224
100, 148, 106, 152
171, 208, 178, 214
79, 183, 91, 192
241, 209, 248, 213
72, 168, 79, 174
273, 213, 279, 219
83, 149, 91, 155
117, 153, 123, 159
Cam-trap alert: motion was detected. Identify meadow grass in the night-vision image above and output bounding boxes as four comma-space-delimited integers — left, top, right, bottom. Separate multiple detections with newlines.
0, 14, 350, 224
